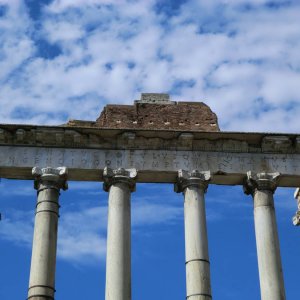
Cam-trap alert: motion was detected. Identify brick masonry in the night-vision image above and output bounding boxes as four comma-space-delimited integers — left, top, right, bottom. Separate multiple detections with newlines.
68, 94, 220, 132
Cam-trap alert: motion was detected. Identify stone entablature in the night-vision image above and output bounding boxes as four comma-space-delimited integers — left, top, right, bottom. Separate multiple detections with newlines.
0, 124, 300, 187
0, 124, 299, 154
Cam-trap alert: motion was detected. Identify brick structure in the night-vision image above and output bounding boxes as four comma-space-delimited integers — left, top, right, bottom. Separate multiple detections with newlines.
67, 93, 220, 131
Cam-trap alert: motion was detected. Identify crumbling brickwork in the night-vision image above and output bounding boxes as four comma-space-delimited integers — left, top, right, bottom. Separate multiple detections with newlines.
67, 94, 220, 132
96, 103, 219, 132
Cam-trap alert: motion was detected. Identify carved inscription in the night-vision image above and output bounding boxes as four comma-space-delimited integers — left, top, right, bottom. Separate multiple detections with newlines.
0, 146, 299, 176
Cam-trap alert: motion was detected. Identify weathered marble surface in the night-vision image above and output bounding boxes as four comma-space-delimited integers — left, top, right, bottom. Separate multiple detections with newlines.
1, 125, 299, 153
0, 145, 299, 186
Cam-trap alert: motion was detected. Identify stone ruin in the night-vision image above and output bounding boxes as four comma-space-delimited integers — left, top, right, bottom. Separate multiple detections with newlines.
1, 92, 299, 300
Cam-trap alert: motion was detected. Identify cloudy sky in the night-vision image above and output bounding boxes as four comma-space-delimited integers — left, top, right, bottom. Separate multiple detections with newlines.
0, 0, 300, 299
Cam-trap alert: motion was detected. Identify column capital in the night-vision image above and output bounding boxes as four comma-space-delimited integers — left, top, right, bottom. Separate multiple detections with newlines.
293, 188, 300, 226
32, 166, 68, 191
103, 167, 137, 192
243, 171, 280, 195
174, 169, 211, 193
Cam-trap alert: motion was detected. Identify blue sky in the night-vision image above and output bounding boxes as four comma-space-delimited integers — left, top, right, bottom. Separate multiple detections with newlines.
0, 0, 300, 299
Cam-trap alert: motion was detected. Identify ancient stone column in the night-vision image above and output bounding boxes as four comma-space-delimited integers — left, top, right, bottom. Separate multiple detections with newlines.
28, 167, 68, 300
103, 167, 137, 300
292, 188, 300, 226
175, 170, 212, 300
244, 171, 286, 300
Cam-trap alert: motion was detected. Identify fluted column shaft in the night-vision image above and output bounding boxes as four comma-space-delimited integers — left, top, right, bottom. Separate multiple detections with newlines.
28, 167, 68, 300
175, 170, 212, 300
244, 172, 285, 300
103, 167, 137, 300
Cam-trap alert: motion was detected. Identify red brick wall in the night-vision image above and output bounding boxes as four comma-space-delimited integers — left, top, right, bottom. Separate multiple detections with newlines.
95, 101, 219, 131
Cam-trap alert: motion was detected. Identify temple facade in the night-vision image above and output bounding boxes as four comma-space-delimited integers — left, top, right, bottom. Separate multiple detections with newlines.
0, 94, 299, 300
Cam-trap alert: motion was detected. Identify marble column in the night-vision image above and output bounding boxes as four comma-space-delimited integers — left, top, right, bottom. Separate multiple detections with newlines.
175, 170, 212, 300
28, 167, 68, 300
244, 171, 286, 300
103, 167, 137, 300
292, 188, 300, 226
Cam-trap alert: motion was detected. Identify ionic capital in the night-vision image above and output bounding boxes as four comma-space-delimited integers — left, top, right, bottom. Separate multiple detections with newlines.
103, 167, 137, 192
174, 169, 211, 193
292, 188, 300, 226
32, 167, 68, 191
243, 171, 280, 195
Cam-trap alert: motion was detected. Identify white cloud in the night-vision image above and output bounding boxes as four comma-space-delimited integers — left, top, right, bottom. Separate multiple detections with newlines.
43, 21, 85, 43
0, 0, 22, 7
0, 210, 34, 246
0, 0, 299, 129
132, 200, 181, 226
0, 1, 35, 82
47, 0, 128, 13
57, 206, 107, 263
